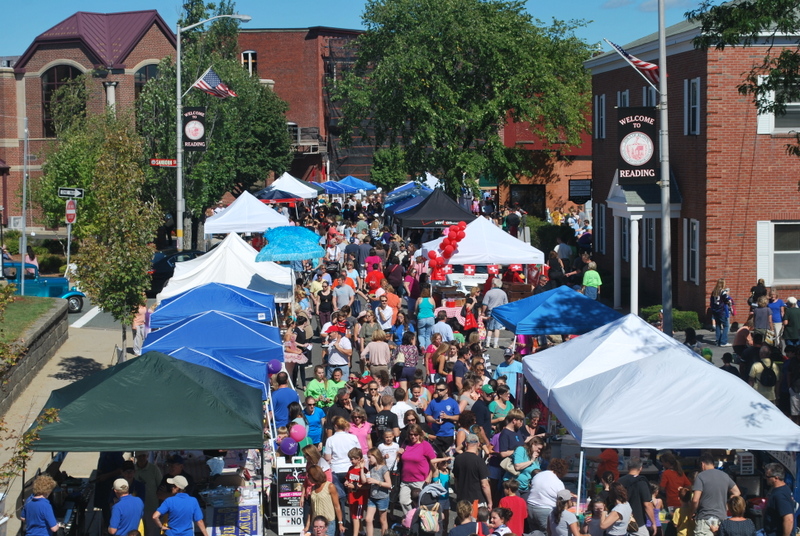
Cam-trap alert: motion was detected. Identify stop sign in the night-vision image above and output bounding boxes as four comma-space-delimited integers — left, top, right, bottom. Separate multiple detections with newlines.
65, 199, 76, 224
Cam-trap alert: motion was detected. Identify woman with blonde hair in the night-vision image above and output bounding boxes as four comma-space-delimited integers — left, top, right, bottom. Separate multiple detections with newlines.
363, 329, 392, 378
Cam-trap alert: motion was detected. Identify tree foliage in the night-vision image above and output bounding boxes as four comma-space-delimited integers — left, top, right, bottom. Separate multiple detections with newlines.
335, 0, 594, 193
687, 0, 800, 155
136, 0, 293, 220
370, 146, 409, 190
76, 111, 161, 342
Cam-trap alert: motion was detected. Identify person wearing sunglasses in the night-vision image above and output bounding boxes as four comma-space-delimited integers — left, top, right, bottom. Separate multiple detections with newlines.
303, 396, 326, 446
425, 380, 460, 454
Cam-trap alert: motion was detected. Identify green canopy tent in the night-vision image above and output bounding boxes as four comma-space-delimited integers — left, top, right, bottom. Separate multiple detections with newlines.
33, 352, 264, 452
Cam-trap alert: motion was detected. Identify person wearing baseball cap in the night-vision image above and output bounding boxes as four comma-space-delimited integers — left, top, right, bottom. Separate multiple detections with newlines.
157, 455, 194, 501
109, 478, 144, 536
153, 475, 208, 536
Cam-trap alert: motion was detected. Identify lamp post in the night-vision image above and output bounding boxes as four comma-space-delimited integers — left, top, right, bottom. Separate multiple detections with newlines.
175, 13, 251, 250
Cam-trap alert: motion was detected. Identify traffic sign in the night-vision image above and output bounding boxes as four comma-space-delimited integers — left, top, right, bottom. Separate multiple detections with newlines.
65, 199, 76, 224
149, 158, 177, 167
58, 187, 84, 199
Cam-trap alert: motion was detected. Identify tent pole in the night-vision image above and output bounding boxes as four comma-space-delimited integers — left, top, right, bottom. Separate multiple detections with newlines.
577, 449, 585, 513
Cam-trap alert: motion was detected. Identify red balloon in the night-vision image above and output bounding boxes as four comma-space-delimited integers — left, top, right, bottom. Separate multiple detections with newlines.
458, 221, 467, 229
441, 238, 450, 248
436, 258, 445, 267
457, 231, 466, 240
444, 245, 454, 257
428, 250, 437, 260
449, 225, 458, 234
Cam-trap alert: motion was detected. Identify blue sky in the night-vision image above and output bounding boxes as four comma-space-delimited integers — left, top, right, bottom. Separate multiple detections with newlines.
1, 0, 703, 58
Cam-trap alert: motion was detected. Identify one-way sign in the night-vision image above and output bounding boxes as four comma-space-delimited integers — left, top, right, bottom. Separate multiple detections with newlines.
57, 187, 85, 199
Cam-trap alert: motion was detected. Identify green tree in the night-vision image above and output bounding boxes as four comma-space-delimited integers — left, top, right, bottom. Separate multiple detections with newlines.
136, 0, 293, 246
76, 111, 161, 348
370, 146, 409, 190
335, 0, 594, 193
687, 0, 800, 155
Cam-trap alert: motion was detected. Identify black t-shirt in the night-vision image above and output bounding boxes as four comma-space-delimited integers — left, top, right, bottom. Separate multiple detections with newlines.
618, 474, 651, 525
373, 410, 399, 439
294, 326, 307, 346
453, 451, 489, 503
506, 213, 521, 227
471, 399, 492, 439
765, 484, 795, 536
325, 404, 351, 431
449, 522, 490, 536
498, 427, 525, 455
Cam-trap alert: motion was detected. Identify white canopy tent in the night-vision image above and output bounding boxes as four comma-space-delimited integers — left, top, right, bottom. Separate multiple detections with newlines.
204, 191, 290, 235
269, 172, 319, 199
423, 172, 441, 190
523, 313, 800, 451
157, 233, 293, 303
423, 216, 544, 265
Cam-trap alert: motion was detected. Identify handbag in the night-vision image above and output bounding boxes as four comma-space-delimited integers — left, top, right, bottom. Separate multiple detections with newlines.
464, 312, 478, 331
500, 456, 520, 476
627, 518, 639, 535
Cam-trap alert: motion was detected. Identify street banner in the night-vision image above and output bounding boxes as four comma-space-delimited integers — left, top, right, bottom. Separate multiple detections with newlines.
617, 106, 658, 185
183, 107, 207, 151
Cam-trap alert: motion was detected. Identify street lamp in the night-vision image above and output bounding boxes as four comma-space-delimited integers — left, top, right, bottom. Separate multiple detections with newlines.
175, 13, 252, 250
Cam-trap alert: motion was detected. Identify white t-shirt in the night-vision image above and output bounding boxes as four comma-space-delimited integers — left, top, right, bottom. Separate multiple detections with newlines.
328, 336, 352, 366
526, 470, 565, 508
391, 401, 417, 428
378, 441, 400, 471
325, 431, 361, 473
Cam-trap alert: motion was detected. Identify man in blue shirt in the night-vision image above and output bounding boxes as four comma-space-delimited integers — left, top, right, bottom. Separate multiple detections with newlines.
425, 380, 460, 454
431, 311, 455, 342
272, 371, 300, 428
153, 476, 208, 536
109, 478, 144, 535
493, 349, 524, 401
764, 463, 795, 536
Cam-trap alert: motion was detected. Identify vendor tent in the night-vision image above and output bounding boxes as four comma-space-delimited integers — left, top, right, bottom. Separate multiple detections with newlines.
321, 181, 359, 194
523, 314, 800, 450
169, 347, 269, 399
270, 172, 320, 199
33, 352, 264, 451
256, 226, 325, 262
385, 182, 432, 206
423, 216, 543, 264
254, 188, 305, 203
396, 188, 476, 228
492, 286, 621, 335
151, 283, 275, 328
158, 233, 292, 303
204, 191, 289, 234
385, 190, 431, 215
143, 310, 283, 362
339, 175, 377, 191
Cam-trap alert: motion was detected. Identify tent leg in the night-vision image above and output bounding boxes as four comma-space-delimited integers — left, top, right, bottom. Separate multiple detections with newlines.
577, 449, 585, 513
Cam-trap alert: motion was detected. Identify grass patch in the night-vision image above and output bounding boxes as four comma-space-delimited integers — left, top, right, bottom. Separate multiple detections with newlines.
0, 295, 58, 343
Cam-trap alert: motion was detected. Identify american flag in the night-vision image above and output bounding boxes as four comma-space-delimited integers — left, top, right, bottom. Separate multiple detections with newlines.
192, 67, 237, 98
607, 40, 659, 85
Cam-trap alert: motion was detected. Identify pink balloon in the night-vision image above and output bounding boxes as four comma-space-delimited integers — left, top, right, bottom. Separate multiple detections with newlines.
289, 424, 307, 442
442, 228, 450, 236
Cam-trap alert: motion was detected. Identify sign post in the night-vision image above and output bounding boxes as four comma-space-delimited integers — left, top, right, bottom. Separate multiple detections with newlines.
65, 199, 76, 271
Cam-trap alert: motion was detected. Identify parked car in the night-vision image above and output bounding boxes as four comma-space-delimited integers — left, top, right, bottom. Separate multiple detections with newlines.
1, 262, 86, 313
444, 265, 490, 293
148, 249, 205, 296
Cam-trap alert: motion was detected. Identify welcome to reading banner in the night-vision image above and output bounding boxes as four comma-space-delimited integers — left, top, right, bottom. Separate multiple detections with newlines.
617, 107, 658, 186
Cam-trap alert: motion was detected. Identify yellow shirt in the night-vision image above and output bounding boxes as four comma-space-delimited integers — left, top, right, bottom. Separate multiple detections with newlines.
672, 507, 695, 536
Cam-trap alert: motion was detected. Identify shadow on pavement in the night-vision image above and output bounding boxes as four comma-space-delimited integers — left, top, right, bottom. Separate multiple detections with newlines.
49, 355, 106, 381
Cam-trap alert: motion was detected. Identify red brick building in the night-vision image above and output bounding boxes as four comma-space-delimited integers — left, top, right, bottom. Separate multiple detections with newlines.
586, 19, 800, 321
0, 10, 175, 228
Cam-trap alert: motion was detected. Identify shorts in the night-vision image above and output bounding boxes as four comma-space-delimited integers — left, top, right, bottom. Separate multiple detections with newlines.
485, 317, 502, 331
400, 365, 418, 383
349, 502, 365, 519
791, 390, 800, 416
368, 496, 389, 510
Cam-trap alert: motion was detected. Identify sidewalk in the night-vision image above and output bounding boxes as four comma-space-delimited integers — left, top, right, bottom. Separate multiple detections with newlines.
1, 326, 120, 535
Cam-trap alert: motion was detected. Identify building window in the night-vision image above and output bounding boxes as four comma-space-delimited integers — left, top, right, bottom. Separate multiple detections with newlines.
643, 218, 656, 270
643, 86, 657, 107
621, 216, 630, 262
617, 90, 629, 108
134, 64, 159, 101
757, 221, 800, 285
684, 77, 701, 135
594, 94, 606, 139
41, 64, 81, 138
683, 218, 700, 284
757, 78, 800, 133
595, 203, 606, 255
241, 50, 257, 77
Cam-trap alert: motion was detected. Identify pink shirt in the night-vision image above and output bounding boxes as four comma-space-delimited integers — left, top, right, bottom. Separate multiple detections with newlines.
350, 421, 372, 455
400, 441, 435, 482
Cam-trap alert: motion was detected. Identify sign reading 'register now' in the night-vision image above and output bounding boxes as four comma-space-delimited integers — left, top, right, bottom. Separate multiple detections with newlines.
617, 106, 658, 185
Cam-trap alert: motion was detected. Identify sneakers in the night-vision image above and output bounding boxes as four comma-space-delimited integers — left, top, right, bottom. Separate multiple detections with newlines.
720, 343, 732, 347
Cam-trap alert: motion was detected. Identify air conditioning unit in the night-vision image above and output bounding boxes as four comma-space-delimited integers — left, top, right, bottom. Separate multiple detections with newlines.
8, 216, 23, 230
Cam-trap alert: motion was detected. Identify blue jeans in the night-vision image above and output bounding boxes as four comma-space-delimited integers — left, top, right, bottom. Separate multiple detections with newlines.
417, 316, 435, 348
333, 472, 349, 527
583, 286, 598, 300
715, 316, 730, 345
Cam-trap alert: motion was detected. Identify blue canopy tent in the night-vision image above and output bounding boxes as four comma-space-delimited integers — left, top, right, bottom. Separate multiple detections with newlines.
150, 283, 276, 329
256, 226, 325, 262
143, 310, 283, 361
384, 192, 430, 215
339, 175, 377, 191
492, 286, 623, 335
168, 347, 269, 399
320, 181, 359, 194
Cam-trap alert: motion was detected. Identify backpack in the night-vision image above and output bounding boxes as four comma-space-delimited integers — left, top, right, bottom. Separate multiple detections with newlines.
758, 360, 778, 387
418, 502, 440, 533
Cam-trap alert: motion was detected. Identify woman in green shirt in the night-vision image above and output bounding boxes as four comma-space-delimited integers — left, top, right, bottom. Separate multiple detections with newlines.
582, 261, 602, 300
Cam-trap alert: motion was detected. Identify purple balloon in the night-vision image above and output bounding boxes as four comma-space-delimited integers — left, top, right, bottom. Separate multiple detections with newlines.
268, 359, 282, 374
280, 437, 298, 456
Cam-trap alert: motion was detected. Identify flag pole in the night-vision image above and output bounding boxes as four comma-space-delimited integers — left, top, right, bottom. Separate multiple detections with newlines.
603, 38, 660, 94
185, 66, 213, 99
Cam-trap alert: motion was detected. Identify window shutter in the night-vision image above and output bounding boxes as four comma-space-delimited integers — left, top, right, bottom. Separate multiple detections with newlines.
692, 220, 701, 285
756, 76, 774, 134
643, 86, 647, 106
683, 79, 689, 136
756, 221, 773, 286
682, 219, 688, 282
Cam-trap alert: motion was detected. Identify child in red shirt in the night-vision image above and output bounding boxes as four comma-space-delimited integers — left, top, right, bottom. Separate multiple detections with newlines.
498, 479, 528, 536
344, 447, 369, 536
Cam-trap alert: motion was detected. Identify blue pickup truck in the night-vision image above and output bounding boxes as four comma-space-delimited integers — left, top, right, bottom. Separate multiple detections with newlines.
1, 261, 86, 313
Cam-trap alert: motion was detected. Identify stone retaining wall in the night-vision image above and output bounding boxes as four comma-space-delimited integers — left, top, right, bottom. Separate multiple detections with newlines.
0, 299, 69, 416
